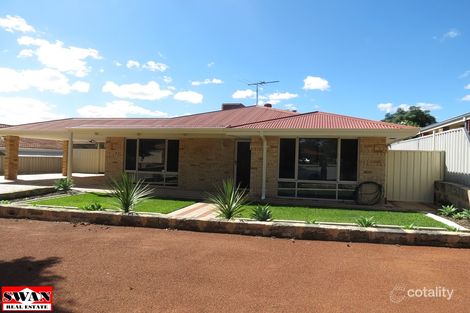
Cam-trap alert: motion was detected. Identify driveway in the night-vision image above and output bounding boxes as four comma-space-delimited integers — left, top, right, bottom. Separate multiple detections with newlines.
0, 218, 469, 312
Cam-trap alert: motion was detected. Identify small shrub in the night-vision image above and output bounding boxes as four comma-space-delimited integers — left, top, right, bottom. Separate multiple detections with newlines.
305, 219, 317, 224
250, 204, 273, 221
403, 223, 416, 230
82, 202, 104, 211
0, 200, 11, 205
438, 204, 458, 217
207, 179, 248, 220
54, 178, 73, 191
355, 216, 377, 227
110, 172, 153, 214
454, 209, 470, 220
445, 225, 459, 232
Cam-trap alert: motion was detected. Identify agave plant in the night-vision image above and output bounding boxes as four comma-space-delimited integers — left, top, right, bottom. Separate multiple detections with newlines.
250, 204, 273, 221
207, 179, 248, 220
438, 204, 459, 217
453, 209, 470, 220
110, 172, 153, 214
54, 178, 74, 191
355, 216, 377, 227
81, 202, 104, 211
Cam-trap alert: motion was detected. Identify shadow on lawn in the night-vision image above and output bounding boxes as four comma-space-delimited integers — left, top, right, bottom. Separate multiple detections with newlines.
0, 256, 76, 312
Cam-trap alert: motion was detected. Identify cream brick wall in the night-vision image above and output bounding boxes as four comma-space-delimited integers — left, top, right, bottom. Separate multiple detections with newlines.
358, 137, 387, 187
179, 138, 235, 191
105, 137, 125, 180
250, 136, 279, 198
4, 135, 19, 180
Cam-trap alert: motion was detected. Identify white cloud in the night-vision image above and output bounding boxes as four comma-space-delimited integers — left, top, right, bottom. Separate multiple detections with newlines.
174, 91, 203, 104
191, 78, 223, 86
114, 60, 122, 67
207, 62, 215, 68
0, 15, 35, 33
126, 60, 140, 69
163, 76, 172, 84
102, 81, 173, 100
377, 102, 442, 113
284, 103, 297, 111
17, 36, 101, 77
443, 29, 460, 39
461, 95, 470, 101
142, 61, 168, 72
77, 100, 168, 118
303, 76, 330, 91
268, 92, 298, 101
17, 49, 33, 58
464, 84, 470, 90
232, 89, 256, 99
0, 67, 89, 94
459, 70, 470, 79
0, 96, 63, 124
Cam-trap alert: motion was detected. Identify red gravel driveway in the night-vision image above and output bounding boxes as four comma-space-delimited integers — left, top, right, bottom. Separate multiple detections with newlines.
0, 218, 469, 312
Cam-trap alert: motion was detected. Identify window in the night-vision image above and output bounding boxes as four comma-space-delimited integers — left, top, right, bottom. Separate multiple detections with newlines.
125, 139, 179, 186
298, 138, 337, 181
279, 139, 296, 178
278, 138, 358, 200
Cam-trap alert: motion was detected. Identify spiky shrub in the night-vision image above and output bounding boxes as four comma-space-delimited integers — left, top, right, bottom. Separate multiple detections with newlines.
110, 172, 153, 214
445, 225, 459, 232
207, 179, 248, 220
82, 202, 104, 211
403, 223, 416, 230
438, 204, 458, 217
452, 209, 470, 220
305, 219, 317, 224
54, 178, 73, 191
355, 216, 377, 227
250, 204, 273, 221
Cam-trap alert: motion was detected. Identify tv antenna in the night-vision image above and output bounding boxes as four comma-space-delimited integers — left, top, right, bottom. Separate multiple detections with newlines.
248, 80, 280, 106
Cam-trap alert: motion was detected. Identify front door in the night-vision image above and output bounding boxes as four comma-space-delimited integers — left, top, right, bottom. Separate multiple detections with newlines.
235, 141, 251, 188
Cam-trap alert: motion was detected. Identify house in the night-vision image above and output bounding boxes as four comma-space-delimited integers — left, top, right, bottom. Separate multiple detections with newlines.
0, 104, 417, 203
391, 112, 470, 187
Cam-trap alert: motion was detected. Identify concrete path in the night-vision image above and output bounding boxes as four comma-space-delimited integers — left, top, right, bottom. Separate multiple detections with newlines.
167, 202, 218, 220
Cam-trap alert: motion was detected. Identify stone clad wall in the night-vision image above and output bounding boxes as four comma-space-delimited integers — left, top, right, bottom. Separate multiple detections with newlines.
4, 136, 19, 180
179, 138, 235, 191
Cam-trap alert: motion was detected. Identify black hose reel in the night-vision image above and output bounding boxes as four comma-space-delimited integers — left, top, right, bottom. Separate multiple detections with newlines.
354, 181, 384, 205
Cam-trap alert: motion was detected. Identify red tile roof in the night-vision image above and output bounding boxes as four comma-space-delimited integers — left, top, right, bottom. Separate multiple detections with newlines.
1, 105, 413, 132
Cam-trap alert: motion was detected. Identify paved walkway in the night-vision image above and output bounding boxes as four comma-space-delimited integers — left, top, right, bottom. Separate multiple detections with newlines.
167, 202, 218, 220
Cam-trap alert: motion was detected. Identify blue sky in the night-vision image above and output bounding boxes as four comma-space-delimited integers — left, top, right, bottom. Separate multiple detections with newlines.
0, 0, 469, 124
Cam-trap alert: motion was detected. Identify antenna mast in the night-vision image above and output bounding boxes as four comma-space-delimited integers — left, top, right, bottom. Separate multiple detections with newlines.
247, 80, 280, 106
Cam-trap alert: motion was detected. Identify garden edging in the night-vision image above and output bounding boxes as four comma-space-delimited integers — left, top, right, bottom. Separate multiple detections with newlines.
1, 205, 469, 248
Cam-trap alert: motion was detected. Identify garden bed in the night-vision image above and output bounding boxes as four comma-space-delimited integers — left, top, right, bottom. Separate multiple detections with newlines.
28, 192, 195, 214
240, 205, 447, 228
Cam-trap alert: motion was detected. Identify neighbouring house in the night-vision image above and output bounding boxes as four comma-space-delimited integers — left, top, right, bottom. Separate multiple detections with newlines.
0, 124, 62, 156
391, 112, 470, 186
391, 112, 470, 208
0, 104, 417, 203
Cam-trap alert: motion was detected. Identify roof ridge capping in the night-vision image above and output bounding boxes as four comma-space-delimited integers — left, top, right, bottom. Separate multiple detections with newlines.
229, 110, 316, 128
315, 111, 417, 129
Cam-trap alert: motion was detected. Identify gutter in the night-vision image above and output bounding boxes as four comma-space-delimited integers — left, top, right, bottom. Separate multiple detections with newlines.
260, 132, 267, 200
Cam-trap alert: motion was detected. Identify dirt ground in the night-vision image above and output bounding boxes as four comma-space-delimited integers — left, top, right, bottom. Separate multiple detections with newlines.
0, 218, 469, 313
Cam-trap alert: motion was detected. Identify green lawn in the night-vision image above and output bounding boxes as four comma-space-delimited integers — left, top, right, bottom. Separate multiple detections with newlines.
30, 192, 195, 214
241, 205, 445, 228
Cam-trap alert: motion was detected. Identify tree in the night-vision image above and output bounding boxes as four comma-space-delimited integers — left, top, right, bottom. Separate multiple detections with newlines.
382, 106, 437, 127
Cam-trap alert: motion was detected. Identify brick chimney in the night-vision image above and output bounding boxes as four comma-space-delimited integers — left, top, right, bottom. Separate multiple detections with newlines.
221, 103, 245, 110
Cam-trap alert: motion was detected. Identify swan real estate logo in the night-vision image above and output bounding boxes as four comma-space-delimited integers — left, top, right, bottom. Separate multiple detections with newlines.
1, 286, 53, 311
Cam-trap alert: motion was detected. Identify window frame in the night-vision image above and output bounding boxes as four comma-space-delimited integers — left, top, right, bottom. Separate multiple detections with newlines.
277, 137, 359, 200
124, 138, 179, 187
